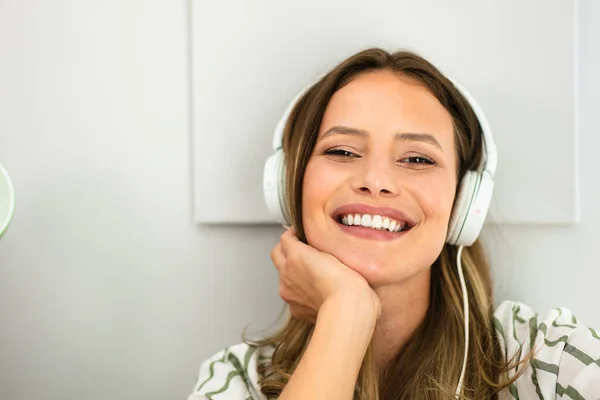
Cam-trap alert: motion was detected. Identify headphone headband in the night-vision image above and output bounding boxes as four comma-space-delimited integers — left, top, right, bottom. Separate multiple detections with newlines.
447, 78, 497, 178
272, 86, 308, 151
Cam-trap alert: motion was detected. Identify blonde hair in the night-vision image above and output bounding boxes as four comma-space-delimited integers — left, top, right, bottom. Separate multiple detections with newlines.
249, 48, 527, 399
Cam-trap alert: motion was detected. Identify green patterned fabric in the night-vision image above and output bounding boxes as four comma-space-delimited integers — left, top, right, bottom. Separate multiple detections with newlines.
188, 342, 270, 400
188, 300, 600, 399
495, 301, 600, 399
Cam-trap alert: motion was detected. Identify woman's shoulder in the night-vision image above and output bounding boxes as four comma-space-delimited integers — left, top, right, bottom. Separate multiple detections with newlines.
493, 300, 600, 399
187, 342, 275, 400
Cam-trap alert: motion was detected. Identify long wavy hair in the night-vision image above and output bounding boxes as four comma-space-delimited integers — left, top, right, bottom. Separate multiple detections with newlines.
249, 48, 525, 399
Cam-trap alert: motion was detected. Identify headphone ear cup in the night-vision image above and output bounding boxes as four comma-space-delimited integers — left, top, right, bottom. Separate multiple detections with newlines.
447, 171, 495, 246
447, 171, 479, 245
263, 149, 290, 226
458, 173, 494, 246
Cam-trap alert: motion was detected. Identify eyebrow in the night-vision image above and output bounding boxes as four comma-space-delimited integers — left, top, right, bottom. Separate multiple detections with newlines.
320, 125, 443, 150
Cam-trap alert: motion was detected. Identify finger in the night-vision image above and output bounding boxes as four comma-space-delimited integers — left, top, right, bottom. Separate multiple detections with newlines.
280, 227, 301, 257
270, 242, 285, 271
284, 227, 298, 240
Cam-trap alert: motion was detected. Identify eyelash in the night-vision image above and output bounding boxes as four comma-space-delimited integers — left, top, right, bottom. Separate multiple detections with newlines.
324, 148, 436, 165
325, 149, 357, 158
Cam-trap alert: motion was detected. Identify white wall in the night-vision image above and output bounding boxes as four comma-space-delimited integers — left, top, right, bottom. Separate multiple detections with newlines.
0, 1, 597, 399
191, 0, 579, 227
485, 0, 600, 319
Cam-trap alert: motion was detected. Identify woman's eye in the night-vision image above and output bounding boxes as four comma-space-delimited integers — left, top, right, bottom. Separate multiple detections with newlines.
324, 149, 358, 158
401, 156, 435, 165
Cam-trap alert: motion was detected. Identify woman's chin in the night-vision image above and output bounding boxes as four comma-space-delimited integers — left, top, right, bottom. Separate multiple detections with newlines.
333, 250, 433, 288
335, 252, 399, 286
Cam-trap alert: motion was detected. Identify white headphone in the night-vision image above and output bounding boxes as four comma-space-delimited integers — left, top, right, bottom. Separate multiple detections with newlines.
263, 75, 497, 247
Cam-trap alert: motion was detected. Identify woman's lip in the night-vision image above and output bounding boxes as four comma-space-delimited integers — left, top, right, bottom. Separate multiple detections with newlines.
333, 218, 410, 241
331, 203, 416, 227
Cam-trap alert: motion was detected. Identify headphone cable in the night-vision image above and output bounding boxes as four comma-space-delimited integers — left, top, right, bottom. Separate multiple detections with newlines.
455, 245, 469, 399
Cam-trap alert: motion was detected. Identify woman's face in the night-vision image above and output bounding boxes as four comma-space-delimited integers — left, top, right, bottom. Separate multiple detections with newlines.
302, 70, 458, 286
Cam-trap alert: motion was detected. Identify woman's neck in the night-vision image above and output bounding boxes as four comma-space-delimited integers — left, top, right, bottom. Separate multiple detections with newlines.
371, 268, 431, 367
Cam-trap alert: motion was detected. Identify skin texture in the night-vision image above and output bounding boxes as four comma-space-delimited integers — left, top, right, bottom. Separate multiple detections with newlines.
272, 70, 459, 399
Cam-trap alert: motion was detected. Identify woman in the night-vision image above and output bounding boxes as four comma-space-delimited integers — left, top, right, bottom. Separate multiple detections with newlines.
187, 48, 600, 399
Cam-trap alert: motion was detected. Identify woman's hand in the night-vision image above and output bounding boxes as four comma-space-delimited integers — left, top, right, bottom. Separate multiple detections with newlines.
271, 228, 381, 324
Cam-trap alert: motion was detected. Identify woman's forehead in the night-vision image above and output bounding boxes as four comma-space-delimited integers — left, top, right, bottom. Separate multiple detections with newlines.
318, 70, 455, 146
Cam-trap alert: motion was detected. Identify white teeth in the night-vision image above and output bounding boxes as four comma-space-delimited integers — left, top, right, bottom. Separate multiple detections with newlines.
360, 214, 372, 227
338, 213, 409, 232
372, 215, 382, 229
382, 217, 390, 229
388, 220, 397, 232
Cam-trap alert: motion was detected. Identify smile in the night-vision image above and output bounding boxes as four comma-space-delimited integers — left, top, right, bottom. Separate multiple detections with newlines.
331, 204, 416, 241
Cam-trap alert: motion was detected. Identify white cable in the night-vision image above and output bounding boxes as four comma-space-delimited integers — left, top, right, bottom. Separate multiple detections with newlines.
455, 245, 469, 399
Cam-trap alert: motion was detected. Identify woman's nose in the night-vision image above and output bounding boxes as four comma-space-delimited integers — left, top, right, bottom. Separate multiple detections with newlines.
353, 159, 399, 198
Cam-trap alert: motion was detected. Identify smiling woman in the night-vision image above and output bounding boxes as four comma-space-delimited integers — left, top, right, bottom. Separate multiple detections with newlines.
187, 48, 600, 400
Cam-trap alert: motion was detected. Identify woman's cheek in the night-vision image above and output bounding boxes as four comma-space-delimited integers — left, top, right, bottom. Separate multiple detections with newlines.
416, 180, 456, 224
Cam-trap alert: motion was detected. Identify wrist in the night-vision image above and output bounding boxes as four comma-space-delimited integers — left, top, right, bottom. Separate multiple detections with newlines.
321, 289, 380, 326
